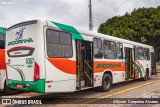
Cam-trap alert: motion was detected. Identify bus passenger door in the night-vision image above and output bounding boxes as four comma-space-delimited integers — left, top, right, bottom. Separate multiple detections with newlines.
76, 40, 93, 90
125, 47, 134, 80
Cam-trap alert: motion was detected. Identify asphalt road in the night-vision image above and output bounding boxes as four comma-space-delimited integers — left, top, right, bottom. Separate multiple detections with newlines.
1, 76, 160, 107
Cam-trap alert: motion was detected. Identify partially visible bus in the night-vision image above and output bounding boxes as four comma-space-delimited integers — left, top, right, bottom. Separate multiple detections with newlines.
6, 20, 154, 93
0, 26, 18, 94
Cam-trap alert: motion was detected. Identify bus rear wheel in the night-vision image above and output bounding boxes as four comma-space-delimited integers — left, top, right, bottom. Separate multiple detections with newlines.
4, 81, 19, 95
99, 74, 112, 92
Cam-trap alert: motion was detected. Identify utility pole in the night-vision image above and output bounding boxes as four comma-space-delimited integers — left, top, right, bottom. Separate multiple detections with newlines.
88, 0, 93, 31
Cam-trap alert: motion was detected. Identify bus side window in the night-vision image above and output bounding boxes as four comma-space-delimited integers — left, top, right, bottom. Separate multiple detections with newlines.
137, 47, 144, 60
117, 43, 123, 59
93, 38, 102, 58
144, 48, 150, 60
46, 29, 73, 58
0, 32, 5, 49
103, 40, 117, 59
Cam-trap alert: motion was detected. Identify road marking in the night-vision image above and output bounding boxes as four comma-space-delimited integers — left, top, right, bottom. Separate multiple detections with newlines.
0, 92, 39, 98
19, 92, 39, 97
83, 79, 160, 104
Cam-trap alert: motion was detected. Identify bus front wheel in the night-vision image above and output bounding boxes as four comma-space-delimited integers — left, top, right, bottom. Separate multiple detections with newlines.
142, 71, 148, 81
100, 74, 112, 92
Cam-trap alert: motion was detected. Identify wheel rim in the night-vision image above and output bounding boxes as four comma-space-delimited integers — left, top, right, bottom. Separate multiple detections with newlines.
104, 77, 110, 89
144, 74, 147, 80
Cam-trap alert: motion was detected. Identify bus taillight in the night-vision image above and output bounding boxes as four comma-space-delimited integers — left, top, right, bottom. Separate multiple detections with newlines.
33, 62, 40, 81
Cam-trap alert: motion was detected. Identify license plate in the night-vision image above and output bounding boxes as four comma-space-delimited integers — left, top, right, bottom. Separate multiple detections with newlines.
17, 84, 23, 88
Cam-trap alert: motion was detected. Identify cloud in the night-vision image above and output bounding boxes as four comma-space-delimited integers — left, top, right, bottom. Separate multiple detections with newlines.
0, 0, 159, 31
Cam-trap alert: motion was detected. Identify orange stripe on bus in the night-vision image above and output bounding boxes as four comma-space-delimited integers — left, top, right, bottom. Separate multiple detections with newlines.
47, 58, 126, 74
94, 61, 125, 72
47, 58, 76, 74
0, 49, 6, 69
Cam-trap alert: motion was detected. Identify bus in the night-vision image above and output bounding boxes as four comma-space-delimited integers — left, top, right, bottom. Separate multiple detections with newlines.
0, 26, 19, 94
6, 20, 154, 93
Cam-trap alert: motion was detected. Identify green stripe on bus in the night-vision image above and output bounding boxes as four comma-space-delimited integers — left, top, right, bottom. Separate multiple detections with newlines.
0, 28, 6, 35
51, 21, 84, 40
6, 79, 45, 93
133, 61, 143, 78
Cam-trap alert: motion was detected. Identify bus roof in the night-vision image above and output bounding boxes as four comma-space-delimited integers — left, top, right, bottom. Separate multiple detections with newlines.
77, 28, 153, 49
46, 20, 153, 49
7, 19, 153, 49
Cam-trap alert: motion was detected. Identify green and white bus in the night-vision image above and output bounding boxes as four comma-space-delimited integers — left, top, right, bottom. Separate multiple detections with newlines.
6, 20, 154, 93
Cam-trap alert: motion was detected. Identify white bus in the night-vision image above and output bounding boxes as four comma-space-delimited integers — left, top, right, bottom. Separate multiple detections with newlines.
0, 26, 19, 94
6, 20, 154, 93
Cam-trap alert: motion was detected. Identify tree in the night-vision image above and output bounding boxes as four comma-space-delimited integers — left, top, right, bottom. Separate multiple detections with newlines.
98, 7, 160, 60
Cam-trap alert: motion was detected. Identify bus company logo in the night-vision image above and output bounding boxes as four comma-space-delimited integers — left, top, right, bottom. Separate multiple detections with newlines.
96, 63, 121, 68
7, 27, 33, 46
15, 27, 25, 40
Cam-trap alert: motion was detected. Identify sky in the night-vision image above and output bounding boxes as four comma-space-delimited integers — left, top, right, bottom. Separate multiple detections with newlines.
0, 0, 160, 32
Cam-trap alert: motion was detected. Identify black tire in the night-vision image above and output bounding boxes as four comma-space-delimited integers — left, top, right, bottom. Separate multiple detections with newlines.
142, 71, 148, 81
4, 81, 19, 95
99, 73, 112, 92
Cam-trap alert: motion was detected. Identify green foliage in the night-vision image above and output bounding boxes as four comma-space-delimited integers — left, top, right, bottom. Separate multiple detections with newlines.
98, 7, 160, 58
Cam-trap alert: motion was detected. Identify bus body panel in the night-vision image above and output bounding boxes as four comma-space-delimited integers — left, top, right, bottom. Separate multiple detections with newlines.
6, 20, 47, 93
6, 24, 37, 81
45, 58, 76, 92
44, 23, 77, 92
